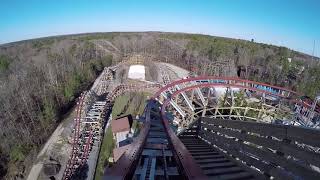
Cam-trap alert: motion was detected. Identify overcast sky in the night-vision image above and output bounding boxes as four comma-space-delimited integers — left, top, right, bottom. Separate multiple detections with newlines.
1, 0, 319, 57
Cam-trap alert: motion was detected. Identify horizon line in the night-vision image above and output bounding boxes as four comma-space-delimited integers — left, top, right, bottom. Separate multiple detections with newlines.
1, 30, 319, 59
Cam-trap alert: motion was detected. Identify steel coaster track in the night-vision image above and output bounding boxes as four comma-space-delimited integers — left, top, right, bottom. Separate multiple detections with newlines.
102, 77, 320, 180
63, 92, 87, 179
62, 82, 161, 179
155, 76, 319, 131
103, 100, 206, 180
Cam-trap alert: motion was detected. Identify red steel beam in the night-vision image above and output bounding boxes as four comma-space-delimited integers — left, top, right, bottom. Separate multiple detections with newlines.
153, 76, 300, 98
156, 81, 304, 180
160, 108, 208, 179
102, 78, 309, 179
63, 92, 87, 180
103, 104, 151, 180
159, 83, 313, 114
158, 83, 293, 179
81, 128, 93, 165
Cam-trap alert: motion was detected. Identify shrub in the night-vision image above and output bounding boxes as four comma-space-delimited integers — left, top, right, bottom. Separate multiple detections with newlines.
0, 55, 10, 71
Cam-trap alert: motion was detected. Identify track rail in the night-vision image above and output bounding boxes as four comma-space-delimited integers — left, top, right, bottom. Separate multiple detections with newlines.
154, 76, 319, 131
160, 102, 208, 179
81, 128, 93, 164
102, 77, 319, 179
153, 76, 300, 99
63, 92, 87, 179
161, 83, 310, 130
103, 100, 207, 179
156, 77, 320, 179
160, 82, 309, 118
62, 81, 161, 179
103, 102, 152, 179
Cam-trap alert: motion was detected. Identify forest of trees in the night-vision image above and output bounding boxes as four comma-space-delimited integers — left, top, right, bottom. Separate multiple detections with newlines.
161, 33, 320, 96
0, 32, 319, 179
0, 40, 112, 179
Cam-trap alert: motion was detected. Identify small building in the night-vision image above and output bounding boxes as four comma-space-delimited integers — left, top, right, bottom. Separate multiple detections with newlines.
111, 115, 133, 147
111, 115, 133, 132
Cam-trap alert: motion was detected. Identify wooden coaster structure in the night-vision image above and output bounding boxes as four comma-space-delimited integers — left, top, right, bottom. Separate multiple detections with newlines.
62, 67, 161, 179
154, 76, 320, 133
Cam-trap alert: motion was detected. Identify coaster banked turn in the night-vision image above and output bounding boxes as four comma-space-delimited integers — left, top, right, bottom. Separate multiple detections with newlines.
104, 77, 320, 180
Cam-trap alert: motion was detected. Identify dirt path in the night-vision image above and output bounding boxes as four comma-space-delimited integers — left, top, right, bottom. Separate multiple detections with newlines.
26, 111, 75, 180
160, 62, 189, 79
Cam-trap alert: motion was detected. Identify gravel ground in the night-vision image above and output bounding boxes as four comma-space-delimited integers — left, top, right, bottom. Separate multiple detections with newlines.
160, 62, 189, 79
86, 138, 101, 180
157, 62, 190, 83
27, 110, 75, 180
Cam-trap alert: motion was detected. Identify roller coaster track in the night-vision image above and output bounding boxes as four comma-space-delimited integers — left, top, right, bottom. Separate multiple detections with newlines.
103, 77, 320, 180
63, 92, 87, 179
154, 76, 319, 129
81, 128, 93, 164
62, 80, 161, 179
106, 83, 161, 102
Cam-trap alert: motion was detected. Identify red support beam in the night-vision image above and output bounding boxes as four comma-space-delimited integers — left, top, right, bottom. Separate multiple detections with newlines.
153, 76, 300, 99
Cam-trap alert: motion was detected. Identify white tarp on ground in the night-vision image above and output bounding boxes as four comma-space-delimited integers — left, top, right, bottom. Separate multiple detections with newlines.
214, 87, 240, 98
128, 65, 145, 80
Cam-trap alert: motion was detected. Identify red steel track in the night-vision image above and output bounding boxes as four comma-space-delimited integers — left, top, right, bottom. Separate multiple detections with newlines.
103, 77, 319, 179
155, 77, 319, 179
153, 76, 300, 99
159, 82, 312, 114
62, 83, 161, 179
63, 92, 87, 180
103, 103, 152, 178
154, 80, 305, 179
152, 76, 315, 112
104, 100, 207, 179
159, 102, 208, 179
81, 128, 93, 165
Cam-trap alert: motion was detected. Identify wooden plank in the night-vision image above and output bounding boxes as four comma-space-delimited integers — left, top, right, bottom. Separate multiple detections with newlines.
201, 130, 320, 179
286, 126, 320, 147
162, 110, 208, 179
198, 133, 268, 180
150, 158, 156, 180
199, 162, 235, 169
191, 151, 220, 156
140, 158, 149, 180
201, 117, 287, 139
195, 158, 229, 164
193, 155, 225, 160
214, 171, 254, 180
202, 166, 243, 175
201, 123, 320, 167
202, 117, 320, 148
201, 131, 289, 179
